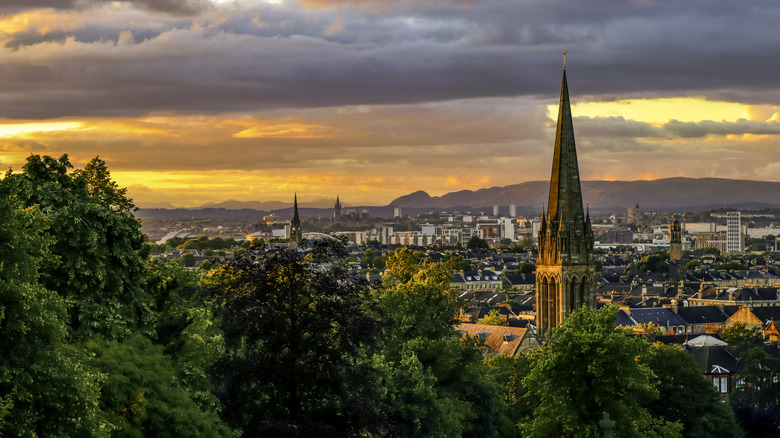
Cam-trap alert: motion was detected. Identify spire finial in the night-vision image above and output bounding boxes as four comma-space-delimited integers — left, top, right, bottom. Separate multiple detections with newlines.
563, 51, 567, 69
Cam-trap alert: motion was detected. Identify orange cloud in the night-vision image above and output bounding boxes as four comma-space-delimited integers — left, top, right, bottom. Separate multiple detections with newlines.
233, 122, 338, 139
0, 10, 82, 36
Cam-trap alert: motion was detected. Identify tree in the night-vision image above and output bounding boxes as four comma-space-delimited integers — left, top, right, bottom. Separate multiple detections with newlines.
0, 154, 149, 341
467, 235, 489, 250
372, 248, 511, 437
145, 258, 225, 413
716, 261, 749, 271
518, 306, 682, 437
633, 251, 670, 273
722, 323, 765, 346
684, 260, 700, 271
207, 245, 384, 437
517, 262, 535, 274
445, 254, 472, 272
179, 252, 197, 267
642, 342, 743, 438
731, 347, 780, 436
85, 334, 234, 437
479, 309, 509, 326
0, 196, 106, 436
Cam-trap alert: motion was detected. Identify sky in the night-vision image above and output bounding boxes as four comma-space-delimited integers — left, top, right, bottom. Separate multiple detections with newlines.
2, 0, 780, 208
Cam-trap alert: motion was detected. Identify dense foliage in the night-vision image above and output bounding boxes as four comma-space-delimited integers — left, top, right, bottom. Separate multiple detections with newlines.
0, 154, 763, 437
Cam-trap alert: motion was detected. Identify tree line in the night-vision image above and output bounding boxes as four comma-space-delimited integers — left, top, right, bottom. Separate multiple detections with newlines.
0, 154, 774, 437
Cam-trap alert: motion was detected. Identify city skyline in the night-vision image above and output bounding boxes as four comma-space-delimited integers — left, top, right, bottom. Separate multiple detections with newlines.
2, 1, 780, 207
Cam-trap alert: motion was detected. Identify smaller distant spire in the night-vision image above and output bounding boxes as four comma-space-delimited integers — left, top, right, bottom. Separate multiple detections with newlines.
290, 192, 303, 248
292, 192, 300, 222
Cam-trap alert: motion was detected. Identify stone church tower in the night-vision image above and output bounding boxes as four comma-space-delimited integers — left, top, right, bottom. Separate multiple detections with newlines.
290, 193, 303, 248
535, 66, 596, 333
334, 195, 342, 221
669, 218, 682, 262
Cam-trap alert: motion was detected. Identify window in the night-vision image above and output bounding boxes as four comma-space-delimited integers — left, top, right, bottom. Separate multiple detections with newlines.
713, 376, 729, 394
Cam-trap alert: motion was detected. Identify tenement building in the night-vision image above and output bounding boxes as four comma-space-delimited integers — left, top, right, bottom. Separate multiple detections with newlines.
535, 65, 596, 333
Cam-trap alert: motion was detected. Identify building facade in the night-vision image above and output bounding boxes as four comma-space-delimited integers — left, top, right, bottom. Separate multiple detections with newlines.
727, 211, 743, 253
535, 67, 596, 333
669, 218, 683, 262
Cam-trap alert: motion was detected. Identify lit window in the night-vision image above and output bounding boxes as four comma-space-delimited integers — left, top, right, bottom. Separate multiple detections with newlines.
713, 376, 728, 394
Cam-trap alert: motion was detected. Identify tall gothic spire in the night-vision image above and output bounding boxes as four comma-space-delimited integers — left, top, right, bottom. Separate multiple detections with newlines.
547, 69, 585, 226
292, 193, 300, 223
290, 192, 302, 247
535, 62, 596, 334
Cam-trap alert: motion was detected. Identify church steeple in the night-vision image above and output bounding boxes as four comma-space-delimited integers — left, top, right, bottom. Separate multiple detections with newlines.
290, 193, 303, 247
334, 195, 342, 221
538, 67, 592, 266
547, 69, 585, 230
535, 61, 596, 334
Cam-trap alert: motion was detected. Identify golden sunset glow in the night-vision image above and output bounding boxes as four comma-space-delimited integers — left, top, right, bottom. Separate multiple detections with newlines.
550, 97, 751, 124
233, 122, 338, 139
0, 122, 85, 138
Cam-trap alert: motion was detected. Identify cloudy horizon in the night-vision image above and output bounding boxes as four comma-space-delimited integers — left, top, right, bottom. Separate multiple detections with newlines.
2, 0, 780, 208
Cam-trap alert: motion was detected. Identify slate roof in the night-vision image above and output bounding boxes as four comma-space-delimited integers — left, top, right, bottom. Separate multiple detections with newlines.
618, 308, 687, 328
749, 307, 780, 325
687, 346, 741, 375
676, 306, 729, 325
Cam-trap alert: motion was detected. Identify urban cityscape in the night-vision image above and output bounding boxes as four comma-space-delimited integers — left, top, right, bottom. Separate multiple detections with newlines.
3, 0, 780, 437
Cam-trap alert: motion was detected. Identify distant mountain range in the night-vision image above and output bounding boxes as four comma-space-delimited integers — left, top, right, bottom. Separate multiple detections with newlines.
134, 178, 780, 221
390, 178, 780, 212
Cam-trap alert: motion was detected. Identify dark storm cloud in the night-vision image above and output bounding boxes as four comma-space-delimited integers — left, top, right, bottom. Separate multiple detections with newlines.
2, 0, 780, 118
0, 0, 212, 15
665, 120, 780, 138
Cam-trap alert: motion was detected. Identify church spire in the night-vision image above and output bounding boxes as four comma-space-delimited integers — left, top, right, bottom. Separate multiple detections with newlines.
290, 192, 303, 247
292, 192, 300, 223
535, 62, 596, 334
546, 68, 585, 227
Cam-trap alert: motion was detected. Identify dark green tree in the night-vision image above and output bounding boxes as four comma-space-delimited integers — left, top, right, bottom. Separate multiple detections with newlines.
208, 245, 385, 437
633, 251, 670, 273
85, 334, 234, 437
373, 248, 511, 437
642, 342, 743, 438
716, 261, 749, 271
479, 309, 509, 326
731, 347, 780, 436
467, 235, 489, 250
0, 154, 149, 340
0, 196, 106, 436
722, 323, 765, 346
519, 306, 681, 437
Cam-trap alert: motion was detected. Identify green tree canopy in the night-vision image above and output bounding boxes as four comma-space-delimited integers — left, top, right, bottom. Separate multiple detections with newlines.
479, 309, 509, 326
642, 342, 743, 438
722, 323, 765, 346
518, 306, 682, 437
208, 245, 384, 437
0, 154, 149, 341
373, 248, 511, 437
633, 251, 670, 273
0, 196, 106, 436
467, 235, 489, 250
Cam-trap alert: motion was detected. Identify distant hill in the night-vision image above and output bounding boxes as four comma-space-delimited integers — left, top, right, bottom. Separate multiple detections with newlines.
199, 198, 336, 210
390, 178, 780, 212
